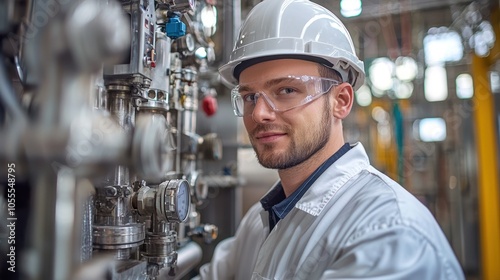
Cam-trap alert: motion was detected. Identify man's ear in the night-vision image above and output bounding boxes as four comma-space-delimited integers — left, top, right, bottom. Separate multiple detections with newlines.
332, 83, 354, 119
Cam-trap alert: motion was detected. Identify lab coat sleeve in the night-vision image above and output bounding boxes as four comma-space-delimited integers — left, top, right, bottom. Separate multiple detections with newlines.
318, 225, 464, 280
198, 237, 237, 280
199, 203, 267, 280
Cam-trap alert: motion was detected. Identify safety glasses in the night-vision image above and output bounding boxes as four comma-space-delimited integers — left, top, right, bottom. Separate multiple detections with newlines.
231, 75, 339, 117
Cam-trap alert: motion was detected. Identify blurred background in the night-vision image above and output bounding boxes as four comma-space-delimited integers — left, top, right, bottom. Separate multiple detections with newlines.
0, 0, 499, 279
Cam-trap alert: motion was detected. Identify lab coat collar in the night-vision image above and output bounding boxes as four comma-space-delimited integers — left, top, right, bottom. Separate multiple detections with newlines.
294, 142, 370, 216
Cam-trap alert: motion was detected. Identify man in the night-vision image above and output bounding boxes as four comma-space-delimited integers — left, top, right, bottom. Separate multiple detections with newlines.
200, 0, 465, 279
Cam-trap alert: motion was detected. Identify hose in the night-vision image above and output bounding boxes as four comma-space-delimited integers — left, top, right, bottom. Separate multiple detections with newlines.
0, 52, 27, 124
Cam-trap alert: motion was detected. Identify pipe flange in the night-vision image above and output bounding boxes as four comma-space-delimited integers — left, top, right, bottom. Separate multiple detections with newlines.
136, 185, 152, 216
92, 223, 145, 249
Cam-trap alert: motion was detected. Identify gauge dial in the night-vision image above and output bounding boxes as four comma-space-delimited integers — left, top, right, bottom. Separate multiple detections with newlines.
160, 179, 191, 223
175, 180, 190, 222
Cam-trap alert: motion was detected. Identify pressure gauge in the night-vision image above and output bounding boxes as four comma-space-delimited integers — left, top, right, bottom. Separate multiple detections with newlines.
157, 179, 191, 223
175, 180, 190, 222
188, 171, 208, 204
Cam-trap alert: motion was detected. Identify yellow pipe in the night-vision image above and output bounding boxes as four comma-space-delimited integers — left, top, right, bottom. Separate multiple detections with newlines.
471, 53, 500, 280
369, 101, 385, 171
470, 5, 500, 279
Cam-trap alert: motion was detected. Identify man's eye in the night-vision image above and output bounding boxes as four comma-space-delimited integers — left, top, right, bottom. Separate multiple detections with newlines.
243, 93, 257, 102
278, 88, 297, 95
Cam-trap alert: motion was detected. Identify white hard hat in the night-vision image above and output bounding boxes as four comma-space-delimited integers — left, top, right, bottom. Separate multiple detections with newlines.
219, 0, 365, 91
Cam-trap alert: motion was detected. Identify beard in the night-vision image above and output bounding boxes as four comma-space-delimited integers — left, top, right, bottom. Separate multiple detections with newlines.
249, 100, 332, 170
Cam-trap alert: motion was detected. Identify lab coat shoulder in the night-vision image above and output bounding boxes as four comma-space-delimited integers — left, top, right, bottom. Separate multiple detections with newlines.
200, 143, 464, 280
251, 145, 465, 279
312, 167, 465, 279
199, 202, 267, 280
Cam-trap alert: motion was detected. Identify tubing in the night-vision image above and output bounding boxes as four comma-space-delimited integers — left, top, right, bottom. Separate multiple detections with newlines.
0, 53, 27, 124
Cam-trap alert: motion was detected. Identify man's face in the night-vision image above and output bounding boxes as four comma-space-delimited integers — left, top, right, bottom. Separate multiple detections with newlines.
239, 59, 335, 170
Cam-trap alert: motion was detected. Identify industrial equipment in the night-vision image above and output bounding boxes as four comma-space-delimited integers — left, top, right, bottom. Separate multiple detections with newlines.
0, 0, 222, 279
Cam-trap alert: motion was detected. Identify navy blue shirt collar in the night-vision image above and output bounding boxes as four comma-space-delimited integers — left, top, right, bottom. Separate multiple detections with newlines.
260, 143, 352, 231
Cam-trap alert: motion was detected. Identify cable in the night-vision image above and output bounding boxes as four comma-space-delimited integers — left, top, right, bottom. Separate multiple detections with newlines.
0, 98, 4, 124
0, 52, 27, 124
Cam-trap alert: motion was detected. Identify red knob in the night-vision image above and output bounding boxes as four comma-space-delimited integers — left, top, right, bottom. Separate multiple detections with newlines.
202, 95, 218, 116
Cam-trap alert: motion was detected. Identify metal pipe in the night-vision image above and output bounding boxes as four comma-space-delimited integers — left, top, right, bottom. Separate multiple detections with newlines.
176, 110, 182, 173
158, 241, 202, 280
472, 52, 500, 280
28, 167, 80, 280
107, 91, 134, 132
222, 0, 241, 63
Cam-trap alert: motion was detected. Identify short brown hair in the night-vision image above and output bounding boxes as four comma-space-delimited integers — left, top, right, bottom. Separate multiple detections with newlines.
317, 64, 342, 81
317, 64, 342, 92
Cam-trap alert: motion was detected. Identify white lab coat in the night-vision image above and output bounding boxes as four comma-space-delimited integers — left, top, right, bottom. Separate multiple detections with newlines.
199, 143, 465, 280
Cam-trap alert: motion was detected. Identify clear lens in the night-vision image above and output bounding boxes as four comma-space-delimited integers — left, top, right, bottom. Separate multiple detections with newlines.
231, 92, 245, 117
230, 75, 339, 117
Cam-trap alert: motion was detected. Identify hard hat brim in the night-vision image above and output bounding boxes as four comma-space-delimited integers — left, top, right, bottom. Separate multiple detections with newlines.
218, 38, 365, 91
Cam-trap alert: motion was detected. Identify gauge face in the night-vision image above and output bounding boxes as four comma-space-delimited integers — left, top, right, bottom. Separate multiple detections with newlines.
176, 181, 190, 222
185, 33, 195, 52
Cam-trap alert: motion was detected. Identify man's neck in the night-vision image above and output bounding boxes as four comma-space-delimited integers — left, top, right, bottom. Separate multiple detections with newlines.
278, 141, 344, 197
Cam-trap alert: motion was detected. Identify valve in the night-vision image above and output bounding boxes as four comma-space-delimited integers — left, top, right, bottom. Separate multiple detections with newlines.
166, 15, 186, 39
202, 95, 217, 116
135, 180, 191, 223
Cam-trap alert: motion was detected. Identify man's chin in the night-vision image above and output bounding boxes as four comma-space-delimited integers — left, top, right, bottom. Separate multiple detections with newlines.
256, 152, 290, 169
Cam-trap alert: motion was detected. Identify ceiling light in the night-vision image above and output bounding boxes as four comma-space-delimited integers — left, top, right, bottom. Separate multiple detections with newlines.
415, 118, 447, 142
355, 84, 372, 106
424, 65, 448, 102
369, 57, 394, 91
340, 0, 362, 18
395, 56, 418, 82
456, 73, 473, 99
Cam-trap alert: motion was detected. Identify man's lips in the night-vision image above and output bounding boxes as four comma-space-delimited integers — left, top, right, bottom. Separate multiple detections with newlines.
254, 131, 286, 143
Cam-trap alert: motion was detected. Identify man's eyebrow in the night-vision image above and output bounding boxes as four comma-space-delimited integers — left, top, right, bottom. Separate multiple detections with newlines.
264, 77, 296, 88
238, 76, 298, 92
237, 84, 254, 93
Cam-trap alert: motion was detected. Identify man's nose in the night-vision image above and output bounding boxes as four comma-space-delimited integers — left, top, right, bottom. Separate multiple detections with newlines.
251, 94, 276, 123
